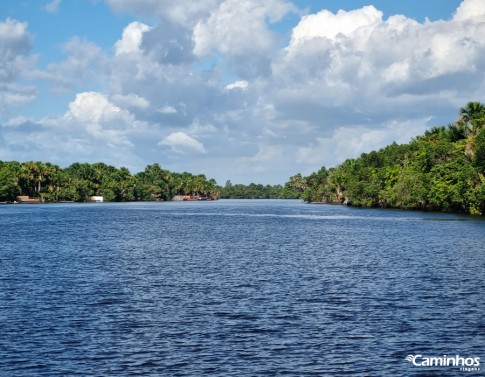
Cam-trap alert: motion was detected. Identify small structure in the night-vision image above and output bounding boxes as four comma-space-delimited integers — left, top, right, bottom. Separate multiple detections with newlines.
16, 196, 42, 203
90, 196, 104, 203
172, 195, 218, 201
183, 195, 199, 201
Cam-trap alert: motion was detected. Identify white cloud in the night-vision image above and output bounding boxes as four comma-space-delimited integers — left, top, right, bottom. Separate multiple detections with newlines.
194, 0, 294, 56
267, 0, 485, 131
454, 0, 485, 21
228, 144, 295, 181
140, 22, 195, 65
193, 0, 296, 77
36, 37, 109, 94
0, 18, 36, 113
0, 91, 149, 171
64, 91, 139, 145
0, 84, 36, 113
67, 92, 120, 125
111, 93, 150, 109
44, 0, 62, 13
4, 0, 485, 185
105, 0, 221, 27
226, 80, 248, 90
159, 132, 206, 153
188, 119, 217, 135
289, 6, 382, 47
115, 22, 151, 55
157, 105, 177, 114
4, 115, 33, 127
297, 117, 434, 166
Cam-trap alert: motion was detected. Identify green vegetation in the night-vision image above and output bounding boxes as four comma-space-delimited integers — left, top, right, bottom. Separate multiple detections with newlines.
219, 180, 300, 199
2, 102, 484, 214
295, 101, 485, 215
0, 162, 219, 202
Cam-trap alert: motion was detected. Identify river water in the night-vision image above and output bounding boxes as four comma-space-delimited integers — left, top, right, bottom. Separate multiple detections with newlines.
0, 200, 484, 376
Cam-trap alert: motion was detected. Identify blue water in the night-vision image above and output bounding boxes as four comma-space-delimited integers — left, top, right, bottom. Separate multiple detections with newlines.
0, 200, 484, 376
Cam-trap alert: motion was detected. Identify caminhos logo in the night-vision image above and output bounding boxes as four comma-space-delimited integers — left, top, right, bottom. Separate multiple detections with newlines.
405, 354, 480, 372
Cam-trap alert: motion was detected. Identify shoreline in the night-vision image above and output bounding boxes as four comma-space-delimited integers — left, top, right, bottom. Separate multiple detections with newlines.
3, 198, 483, 217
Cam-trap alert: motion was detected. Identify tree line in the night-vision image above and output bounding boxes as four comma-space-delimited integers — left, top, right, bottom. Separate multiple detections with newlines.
2, 102, 484, 214
0, 162, 219, 202
218, 181, 300, 199
288, 102, 485, 215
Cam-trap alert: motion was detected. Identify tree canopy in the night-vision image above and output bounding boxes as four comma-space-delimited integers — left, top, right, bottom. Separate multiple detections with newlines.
296, 101, 485, 215
0, 162, 219, 203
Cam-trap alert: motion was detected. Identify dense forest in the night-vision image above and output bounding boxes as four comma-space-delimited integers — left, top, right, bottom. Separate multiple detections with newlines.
291, 101, 485, 215
1, 102, 484, 214
219, 181, 300, 199
0, 162, 219, 202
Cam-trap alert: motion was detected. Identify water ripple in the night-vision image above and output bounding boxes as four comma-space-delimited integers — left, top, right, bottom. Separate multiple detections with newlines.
0, 200, 484, 376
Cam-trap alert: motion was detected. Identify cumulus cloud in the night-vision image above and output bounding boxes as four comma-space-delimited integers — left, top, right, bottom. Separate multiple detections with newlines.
159, 131, 206, 153
67, 92, 119, 125
297, 117, 434, 167
3, 0, 485, 184
107, 17, 251, 142
0, 18, 32, 60
454, 0, 485, 21
115, 22, 151, 55
38, 37, 109, 94
194, 0, 295, 77
0, 84, 36, 113
0, 18, 36, 112
265, 0, 485, 133
141, 22, 195, 65
0, 91, 149, 170
105, 0, 220, 27
194, 0, 293, 56
289, 6, 382, 47
65, 92, 139, 140
111, 93, 150, 109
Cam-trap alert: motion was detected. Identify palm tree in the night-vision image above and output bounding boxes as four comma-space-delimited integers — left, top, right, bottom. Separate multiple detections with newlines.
20, 161, 42, 197
41, 163, 60, 200
171, 176, 184, 195
193, 175, 206, 197
288, 173, 307, 193
459, 101, 485, 122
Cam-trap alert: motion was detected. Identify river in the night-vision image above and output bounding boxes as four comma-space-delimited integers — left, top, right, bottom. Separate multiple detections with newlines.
0, 200, 484, 376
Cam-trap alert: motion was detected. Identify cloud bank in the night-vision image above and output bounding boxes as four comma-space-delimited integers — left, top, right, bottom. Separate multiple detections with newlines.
1, 0, 485, 183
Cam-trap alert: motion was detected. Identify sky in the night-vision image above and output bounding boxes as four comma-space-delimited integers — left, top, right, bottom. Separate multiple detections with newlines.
1, 0, 484, 184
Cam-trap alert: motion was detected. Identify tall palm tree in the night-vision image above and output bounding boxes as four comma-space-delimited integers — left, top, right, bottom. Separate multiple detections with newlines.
459, 101, 485, 122
193, 175, 206, 197
288, 173, 307, 193
20, 161, 40, 197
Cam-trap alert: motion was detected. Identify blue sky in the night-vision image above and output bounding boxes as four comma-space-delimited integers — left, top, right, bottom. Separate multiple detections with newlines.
0, 0, 483, 184
297, 0, 463, 21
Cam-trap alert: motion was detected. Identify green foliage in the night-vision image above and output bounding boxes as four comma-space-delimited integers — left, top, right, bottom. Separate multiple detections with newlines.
473, 127, 485, 172
219, 180, 292, 199
0, 161, 219, 203
0, 161, 22, 201
298, 101, 485, 215
459, 101, 485, 123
